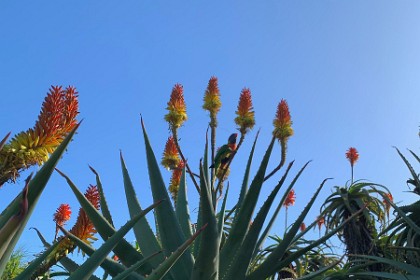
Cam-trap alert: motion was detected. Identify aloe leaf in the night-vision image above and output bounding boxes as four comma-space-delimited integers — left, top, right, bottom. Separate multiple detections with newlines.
395, 147, 420, 191
235, 130, 259, 219
253, 161, 296, 256
409, 149, 420, 163
14, 237, 62, 280
89, 165, 114, 226
246, 178, 330, 280
0, 125, 78, 274
120, 152, 165, 268
353, 255, 420, 275
67, 201, 161, 280
192, 203, 203, 259
147, 224, 207, 280
191, 163, 219, 280
141, 118, 194, 279
223, 161, 299, 280
220, 137, 275, 273
217, 185, 229, 240
193, 138, 209, 258
0, 176, 30, 258
203, 127, 209, 188
56, 169, 154, 276
0, 132, 10, 151
113, 251, 162, 280
353, 272, 419, 280
176, 167, 193, 240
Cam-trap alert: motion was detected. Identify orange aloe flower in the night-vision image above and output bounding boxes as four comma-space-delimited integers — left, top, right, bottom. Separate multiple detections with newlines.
284, 189, 296, 208
234, 88, 255, 134
273, 99, 293, 141
164, 84, 187, 130
383, 192, 393, 218
317, 216, 325, 230
300, 222, 306, 232
273, 99, 293, 168
346, 147, 359, 167
0, 86, 79, 186
70, 184, 100, 245
161, 136, 180, 170
169, 160, 185, 202
202, 76, 222, 118
53, 204, 72, 240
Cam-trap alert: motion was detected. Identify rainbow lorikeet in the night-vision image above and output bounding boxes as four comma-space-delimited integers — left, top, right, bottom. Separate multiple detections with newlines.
209, 133, 238, 171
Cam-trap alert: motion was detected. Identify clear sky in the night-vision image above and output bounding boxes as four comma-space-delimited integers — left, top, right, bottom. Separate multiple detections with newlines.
1, 0, 419, 272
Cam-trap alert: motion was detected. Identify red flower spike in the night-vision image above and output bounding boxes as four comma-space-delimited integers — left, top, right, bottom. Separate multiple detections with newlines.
383, 192, 393, 217
164, 84, 187, 129
161, 136, 180, 170
53, 204, 72, 240
284, 189, 296, 208
235, 88, 255, 134
169, 161, 185, 201
346, 147, 359, 167
273, 99, 293, 141
53, 204, 72, 226
69, 185, 100, 244
317, 216, 325, 230
203, 76, 221, 114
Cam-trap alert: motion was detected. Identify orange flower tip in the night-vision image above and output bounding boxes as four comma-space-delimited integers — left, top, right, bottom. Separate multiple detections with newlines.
300, 223, 306, 232
161, 136, 180, 170
203, 76, 222, 114
208, 76, 219, 94
235, 88, 255, 133
317, 216, 325, 229
53, 204, 72, 226
383, 193, 393, 214
345, 147, 359, 166
165, 84, 187, 129
284, 189, 296, 207
273, 99, 293, 140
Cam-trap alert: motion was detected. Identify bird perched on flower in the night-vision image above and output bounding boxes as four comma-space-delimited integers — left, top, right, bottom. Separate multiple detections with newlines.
209, 133, 238, 171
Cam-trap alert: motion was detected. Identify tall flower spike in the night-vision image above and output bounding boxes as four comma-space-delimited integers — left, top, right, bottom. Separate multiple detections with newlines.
161, 136, 180, 170
345, 147, 359, 167
203, 76, 221, 127
69, 184, 100, 245
346, 147, 359, 184
284, 189, 296, 208
164, 84, 187, 130
0, 86, 79, 186
53, 204, 72, 240
273, 99, 293, 168
235, 88, 255, 134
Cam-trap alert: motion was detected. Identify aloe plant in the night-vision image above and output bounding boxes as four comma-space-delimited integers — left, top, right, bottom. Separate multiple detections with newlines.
22, 78, 363, 280
7, 78, 383, 279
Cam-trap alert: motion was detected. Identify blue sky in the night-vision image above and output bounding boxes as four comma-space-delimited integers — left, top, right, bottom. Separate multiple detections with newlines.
1, 0, 419, 272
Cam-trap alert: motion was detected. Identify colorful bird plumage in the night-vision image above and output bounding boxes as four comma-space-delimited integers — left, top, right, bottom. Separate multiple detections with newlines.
210, 133, 238, 171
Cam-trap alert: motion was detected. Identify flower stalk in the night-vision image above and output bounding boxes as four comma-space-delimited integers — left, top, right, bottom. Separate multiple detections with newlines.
346, 147, 359, 184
